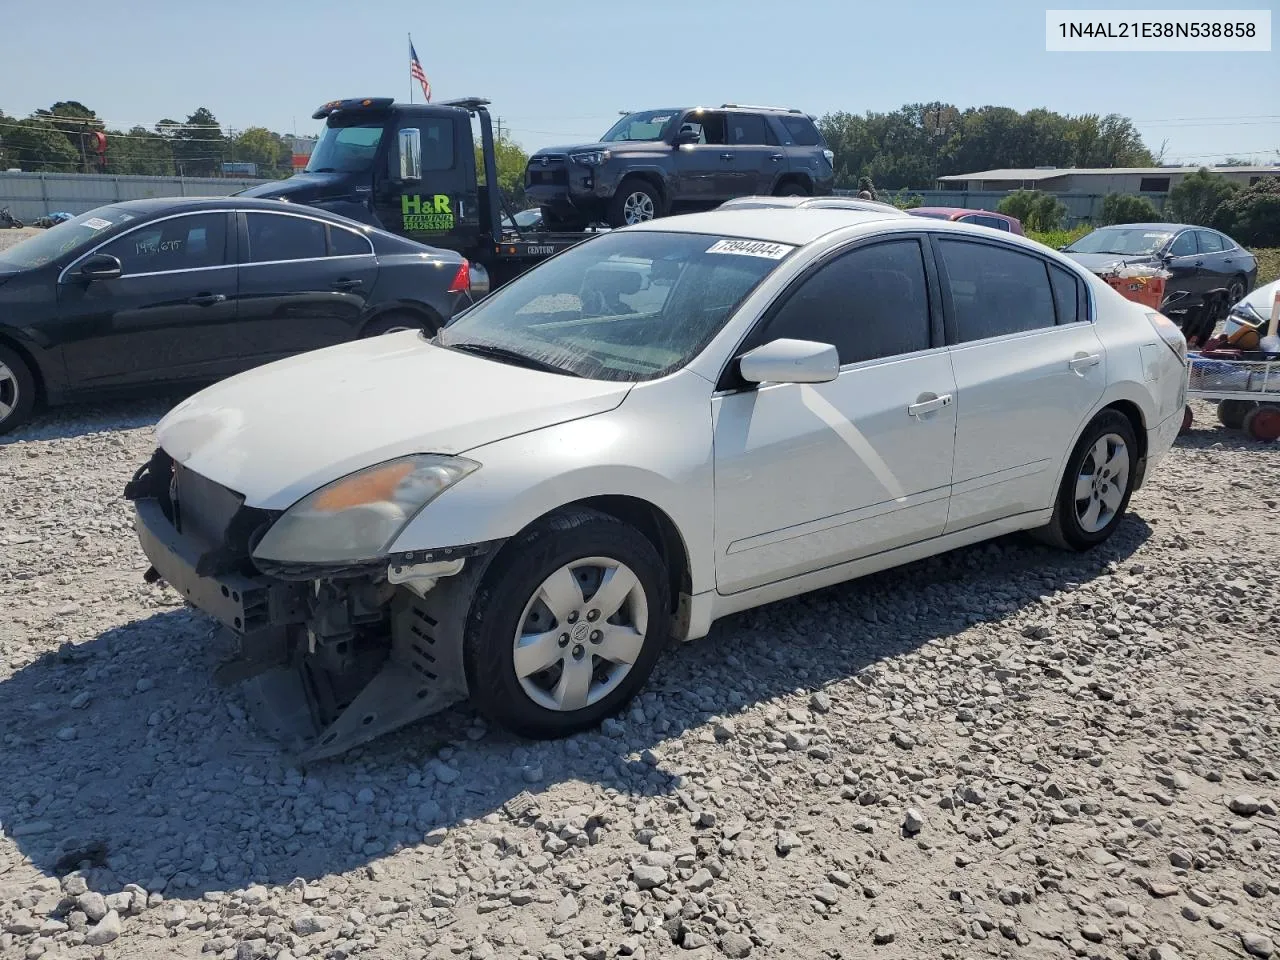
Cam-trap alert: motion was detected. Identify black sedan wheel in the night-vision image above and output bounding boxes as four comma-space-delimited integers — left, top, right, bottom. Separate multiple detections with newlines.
0, 345, 36, 436
361, 310, 439, 338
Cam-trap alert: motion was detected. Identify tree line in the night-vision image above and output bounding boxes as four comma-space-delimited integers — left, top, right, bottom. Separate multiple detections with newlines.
3, 98, 1163, 188
0, 101, 301, 179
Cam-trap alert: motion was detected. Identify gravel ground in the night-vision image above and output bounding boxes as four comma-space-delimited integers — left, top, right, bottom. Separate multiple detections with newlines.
0, 227, 41, 253
1, 396, 1278, 960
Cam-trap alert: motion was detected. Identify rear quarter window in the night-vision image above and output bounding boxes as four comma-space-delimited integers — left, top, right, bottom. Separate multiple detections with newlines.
779, 116, 821, 146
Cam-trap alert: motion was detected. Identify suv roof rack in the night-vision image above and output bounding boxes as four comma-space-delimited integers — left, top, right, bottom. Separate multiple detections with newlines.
720, 103, 804, 114
438, 97, 492, 111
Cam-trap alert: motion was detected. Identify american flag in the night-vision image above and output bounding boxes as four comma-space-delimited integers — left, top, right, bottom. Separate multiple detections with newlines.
409, 39, 431, 103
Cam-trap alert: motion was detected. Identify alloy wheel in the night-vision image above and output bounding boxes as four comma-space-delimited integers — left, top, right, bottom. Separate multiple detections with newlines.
1074, 433, 1130, 533
0, 360, 18, 424
622, 192, 656, 225
512, 557, 649, 712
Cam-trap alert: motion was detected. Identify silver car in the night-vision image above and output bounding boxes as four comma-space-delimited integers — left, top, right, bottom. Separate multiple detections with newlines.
128, 206, 1188, 759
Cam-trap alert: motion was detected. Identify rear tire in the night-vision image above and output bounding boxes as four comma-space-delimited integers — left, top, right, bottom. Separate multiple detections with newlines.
360, 310, 439, 338
1217, 399, 1255, 430
0, 344, 36, 437
464, 508, 670, 739
607, 179, 662, 228
1034, 410, 1138, 552
774, 181, 808, 197
1243, 405, 1280, 442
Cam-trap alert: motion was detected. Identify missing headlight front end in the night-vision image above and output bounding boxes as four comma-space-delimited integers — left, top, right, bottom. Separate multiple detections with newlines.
252, 454, 479, 565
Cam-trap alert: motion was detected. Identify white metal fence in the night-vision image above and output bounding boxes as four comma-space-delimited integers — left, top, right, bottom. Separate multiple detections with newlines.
835, 188, 1169, 227
0, 172, 274, 221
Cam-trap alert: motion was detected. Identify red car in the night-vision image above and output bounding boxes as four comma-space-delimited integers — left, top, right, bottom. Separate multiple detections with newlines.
907, 206, 1025, 236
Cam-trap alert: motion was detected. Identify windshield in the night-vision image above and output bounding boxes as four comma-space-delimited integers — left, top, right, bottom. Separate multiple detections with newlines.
0, 206, 136, 269
600, 110, 679, 143
305, 120, 386, 173
908, 211, 951, 220
1065, 226, 1173, 256
513, 209, 541, 227
439, 231, 793, 382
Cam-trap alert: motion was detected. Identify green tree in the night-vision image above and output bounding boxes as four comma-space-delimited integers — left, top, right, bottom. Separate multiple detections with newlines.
160, 108, 225, 177
1100, 193, 1161, 225
477, 134, 529, 210
1166, 168, 1239, 226
107, 126, 176, 176
997, 189, 1065, 231
33, 101, 104, 171
0, 118, 80, 172
1215, 176, 1280, 247
230, 126, 283, 174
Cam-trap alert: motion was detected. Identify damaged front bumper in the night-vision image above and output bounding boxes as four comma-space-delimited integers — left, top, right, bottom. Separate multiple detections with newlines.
126, 449, 496, 763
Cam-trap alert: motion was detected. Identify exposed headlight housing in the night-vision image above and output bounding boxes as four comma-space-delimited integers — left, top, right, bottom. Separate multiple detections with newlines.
570, 150, 610, 166
252, 454, 479, 564
822, 149, 835, 165
1229, 300, 1265, 325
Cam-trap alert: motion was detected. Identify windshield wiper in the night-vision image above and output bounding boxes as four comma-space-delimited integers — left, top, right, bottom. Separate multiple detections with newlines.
308, 167, 337, 173
446, 341, 582, 377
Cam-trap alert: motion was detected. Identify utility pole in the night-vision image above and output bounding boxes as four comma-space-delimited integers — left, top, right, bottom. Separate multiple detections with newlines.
494, 117, 503, 144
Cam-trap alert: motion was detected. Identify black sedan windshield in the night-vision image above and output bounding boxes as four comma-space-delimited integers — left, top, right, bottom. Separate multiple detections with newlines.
1065, 226, 1174, 256
0, 206, 136, 269
600, 110, 679, 143
439, 231, 793, 381
306, 121, 385, 173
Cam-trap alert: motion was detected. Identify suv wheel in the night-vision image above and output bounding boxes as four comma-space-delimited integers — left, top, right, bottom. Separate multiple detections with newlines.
608, 179, 661, 228
774, 181, 808, 197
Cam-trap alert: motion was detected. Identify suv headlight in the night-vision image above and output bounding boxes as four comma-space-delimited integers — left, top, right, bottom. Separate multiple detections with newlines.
570, 150, 610, 166
252, 454, 480, 564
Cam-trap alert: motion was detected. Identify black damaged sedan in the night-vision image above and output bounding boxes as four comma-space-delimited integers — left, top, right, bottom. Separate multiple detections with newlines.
0, 197, 478, 434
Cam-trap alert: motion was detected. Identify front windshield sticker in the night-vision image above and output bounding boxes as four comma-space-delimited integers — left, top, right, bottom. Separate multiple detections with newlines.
81, 217, 113, 230
649, 115, 671, 123
402, 194, 455, 233
705, 239, 794, 260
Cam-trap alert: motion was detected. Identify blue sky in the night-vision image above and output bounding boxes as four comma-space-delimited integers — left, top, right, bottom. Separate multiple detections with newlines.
2, 0, 1276, 166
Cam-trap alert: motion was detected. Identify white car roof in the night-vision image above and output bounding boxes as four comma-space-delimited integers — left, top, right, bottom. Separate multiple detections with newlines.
626, 207, 905, 247
1241, 277, 1279, 315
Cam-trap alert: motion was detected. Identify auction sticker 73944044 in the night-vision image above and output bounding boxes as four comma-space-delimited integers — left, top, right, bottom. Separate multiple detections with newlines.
706, 239, 795, 259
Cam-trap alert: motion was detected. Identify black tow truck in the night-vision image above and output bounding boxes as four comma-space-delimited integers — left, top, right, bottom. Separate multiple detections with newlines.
238, 97, 601, 289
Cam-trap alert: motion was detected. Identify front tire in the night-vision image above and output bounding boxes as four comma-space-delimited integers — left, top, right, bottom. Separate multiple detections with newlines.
1035, 410, 1138, 551
774, 181, 808, 197
464, 508, 670, 739
0, 344, 36, 436
1218, 399, 1255, 430
607, 179, 661, 227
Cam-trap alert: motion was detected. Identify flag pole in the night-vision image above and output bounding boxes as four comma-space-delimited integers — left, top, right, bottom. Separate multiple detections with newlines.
408, 33, 413, 104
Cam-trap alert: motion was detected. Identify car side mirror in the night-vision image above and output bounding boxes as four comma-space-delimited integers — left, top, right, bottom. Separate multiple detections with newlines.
738, 338, 839, 385
77, 253, 122, 281
397, 127, 422, 182
673, 130, 700, 147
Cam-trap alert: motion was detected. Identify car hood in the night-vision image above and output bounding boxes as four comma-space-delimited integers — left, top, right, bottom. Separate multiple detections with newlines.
1062, 251, 1158, 273
531, 140, 661, 158
155, 334, 633, 511
237, 171, 350, 201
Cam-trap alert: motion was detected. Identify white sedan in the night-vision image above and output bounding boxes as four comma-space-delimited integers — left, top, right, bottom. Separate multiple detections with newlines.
128, 207, 1189, 759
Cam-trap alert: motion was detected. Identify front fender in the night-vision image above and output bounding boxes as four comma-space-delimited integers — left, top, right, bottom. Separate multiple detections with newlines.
388, 371, 716, 593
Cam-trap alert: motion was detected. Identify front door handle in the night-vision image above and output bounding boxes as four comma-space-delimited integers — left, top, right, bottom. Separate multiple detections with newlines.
770, 154, 784, 162
720, 153, 735, 161
331, 279, 362, 290
907, 393, 953, 417
187, 293, 226, 306
1069, 353, 1102, 374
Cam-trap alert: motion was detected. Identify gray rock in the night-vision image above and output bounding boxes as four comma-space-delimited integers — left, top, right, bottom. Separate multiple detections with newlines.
554, 894, 579, 923
1169, 848, 1193, 869
775, 832, 801, 855
813, 884, 840, 906
77, 891, 108, 923
903, 807, 925, 834
633, 863, 668, 890
720, 931, 753, 958
810, 692, 832, 713
83, 910, 122, 946
1240, 933, 1274, 959
1230, 795, 1261, 816
872, 925, 896, 945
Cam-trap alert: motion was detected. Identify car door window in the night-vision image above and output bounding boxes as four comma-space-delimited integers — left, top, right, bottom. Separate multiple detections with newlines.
779, 115, 821, 146
1195, 230, 1223, 253
246, 213, 327, 263
1168, 231, 1197, 257
937, 239, 1056, 342
410, 117, 455, 172
329, 225, 373, 257
683, 112, 727, 145
97, 213, 228, 276
749, 239, 933, 365
727, 114, 768, 145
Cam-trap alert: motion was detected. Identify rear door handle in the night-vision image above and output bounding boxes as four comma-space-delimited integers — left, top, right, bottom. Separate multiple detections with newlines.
331, 279, 362, 290
720, 153, 735, 161
187, 293, 226, 306
907, 393, 952, 417
1069, 353, 1102, 374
